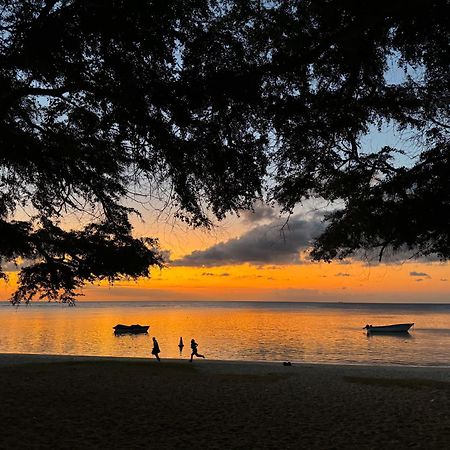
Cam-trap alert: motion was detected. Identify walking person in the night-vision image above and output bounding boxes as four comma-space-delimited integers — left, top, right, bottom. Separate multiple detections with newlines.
151, 336, 161, 361
178, 337, 184, 354
190, 338, 205, 362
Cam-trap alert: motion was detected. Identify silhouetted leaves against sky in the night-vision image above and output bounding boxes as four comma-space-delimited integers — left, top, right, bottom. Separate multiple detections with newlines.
0, 0, 448, 302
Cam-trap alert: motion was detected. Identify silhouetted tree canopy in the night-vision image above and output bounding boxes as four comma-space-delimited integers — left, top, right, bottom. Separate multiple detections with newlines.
1, 0, 448, 303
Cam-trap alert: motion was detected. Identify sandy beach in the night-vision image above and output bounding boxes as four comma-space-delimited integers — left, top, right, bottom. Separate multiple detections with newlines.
1, 354, 450, 449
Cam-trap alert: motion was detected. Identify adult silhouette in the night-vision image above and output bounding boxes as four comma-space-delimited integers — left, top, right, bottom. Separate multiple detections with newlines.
151, 337, 161, 362
190, 338, 205, 362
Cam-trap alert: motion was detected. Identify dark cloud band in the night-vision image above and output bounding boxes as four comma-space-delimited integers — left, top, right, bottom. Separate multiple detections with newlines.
172, 215, 325, 267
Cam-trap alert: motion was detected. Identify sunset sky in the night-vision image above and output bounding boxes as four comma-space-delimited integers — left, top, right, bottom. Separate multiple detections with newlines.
3, 106, 447, 304
2, 198, 448, 303
97, 203, 449, 303
2, 47, 446, 304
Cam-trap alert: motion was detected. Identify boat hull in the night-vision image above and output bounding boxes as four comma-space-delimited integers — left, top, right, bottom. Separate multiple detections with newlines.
113, 324, 149, 334
365, 323, 414, 333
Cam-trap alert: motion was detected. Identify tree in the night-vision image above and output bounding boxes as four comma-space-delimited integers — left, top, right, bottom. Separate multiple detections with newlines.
1, 0, 448, 303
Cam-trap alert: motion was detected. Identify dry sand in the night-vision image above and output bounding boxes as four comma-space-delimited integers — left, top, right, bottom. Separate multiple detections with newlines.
1, 354, 450, 449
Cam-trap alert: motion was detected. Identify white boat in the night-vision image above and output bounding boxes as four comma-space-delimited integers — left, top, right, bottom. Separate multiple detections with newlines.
363, 323, 414, 333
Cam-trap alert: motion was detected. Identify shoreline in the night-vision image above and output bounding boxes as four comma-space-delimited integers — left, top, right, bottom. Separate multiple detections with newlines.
2, 301, 449, 367
3, 299, 450, 304
2, 352, 450, 371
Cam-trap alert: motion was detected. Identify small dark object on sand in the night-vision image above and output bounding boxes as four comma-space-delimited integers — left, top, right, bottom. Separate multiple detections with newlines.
283, 362, 292, 366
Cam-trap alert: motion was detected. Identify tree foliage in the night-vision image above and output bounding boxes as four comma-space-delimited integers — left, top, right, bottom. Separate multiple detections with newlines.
1, 0, 448, 303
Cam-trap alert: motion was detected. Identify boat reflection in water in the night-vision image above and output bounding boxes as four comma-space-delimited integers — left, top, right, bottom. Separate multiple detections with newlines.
366, 330, 413, 339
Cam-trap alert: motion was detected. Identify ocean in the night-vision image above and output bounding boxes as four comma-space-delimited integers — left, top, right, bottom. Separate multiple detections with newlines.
1, 301, 450, 366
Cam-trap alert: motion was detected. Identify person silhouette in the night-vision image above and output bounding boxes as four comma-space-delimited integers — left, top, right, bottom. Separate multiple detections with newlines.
189, 338, 205, 362
151, 336, 161, 362
178, 337, 184, 354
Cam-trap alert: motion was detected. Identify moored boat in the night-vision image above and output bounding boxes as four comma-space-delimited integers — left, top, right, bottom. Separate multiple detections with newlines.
113, 324, 150, 334
363, 323, 414, 333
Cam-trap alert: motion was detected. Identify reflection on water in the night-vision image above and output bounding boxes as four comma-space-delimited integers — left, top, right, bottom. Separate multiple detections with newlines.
366, 331, 413, 339
1, 301, 450, 366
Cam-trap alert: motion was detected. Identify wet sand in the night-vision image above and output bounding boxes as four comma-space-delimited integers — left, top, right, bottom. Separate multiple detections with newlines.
1, 354, 450, 449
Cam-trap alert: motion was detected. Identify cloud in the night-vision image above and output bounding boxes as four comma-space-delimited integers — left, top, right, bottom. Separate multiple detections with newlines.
240, 202, 280, 224
172, 215, 325, 267
201, 272, 230, 277
440, 278, 448, 282
1, 261, 20, 271
337, 260, 352, 265
1, 258, 34, 272
261, 287, 322, 300
351, 245, 444, 266
81, 287, 193, 301
409, 271, 431, 278
335, 272, 351, 277
171, 207, 448, 268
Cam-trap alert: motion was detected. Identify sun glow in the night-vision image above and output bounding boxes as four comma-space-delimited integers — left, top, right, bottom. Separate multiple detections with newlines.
3, 259, 446, 303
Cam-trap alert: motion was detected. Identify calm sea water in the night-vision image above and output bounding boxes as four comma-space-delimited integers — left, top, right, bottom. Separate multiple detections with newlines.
1, 301, 450, 366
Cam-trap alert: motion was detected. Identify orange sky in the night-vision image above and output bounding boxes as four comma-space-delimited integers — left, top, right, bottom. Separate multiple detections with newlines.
1, 204, 449, 303
74, 261, 450, 303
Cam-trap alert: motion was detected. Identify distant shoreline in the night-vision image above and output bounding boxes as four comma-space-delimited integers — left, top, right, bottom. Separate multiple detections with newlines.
2, 299, 450, 305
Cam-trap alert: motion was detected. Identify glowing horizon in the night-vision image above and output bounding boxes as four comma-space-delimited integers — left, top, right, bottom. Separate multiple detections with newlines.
2, 203, 449, 304
2, 258, 449, 303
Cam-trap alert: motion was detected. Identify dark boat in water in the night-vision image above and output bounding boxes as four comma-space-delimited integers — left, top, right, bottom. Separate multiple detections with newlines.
113, 324, 150, 334
363, 323, 414, 333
